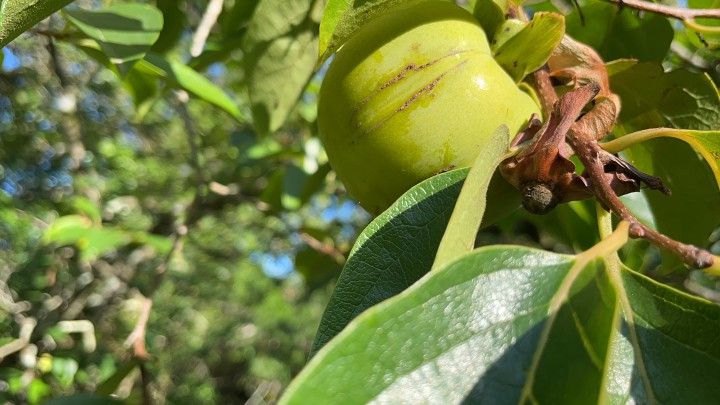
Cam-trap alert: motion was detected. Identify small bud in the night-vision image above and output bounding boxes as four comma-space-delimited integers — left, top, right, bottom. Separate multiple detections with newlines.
521, 181, 558, 215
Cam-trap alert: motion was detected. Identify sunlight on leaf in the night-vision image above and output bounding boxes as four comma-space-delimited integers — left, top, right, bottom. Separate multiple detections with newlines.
493, 12, 564, 82
431, 126, 508, 271
602, 127, 720, 190
0, 0, 73, 46
64, 4, 163, 75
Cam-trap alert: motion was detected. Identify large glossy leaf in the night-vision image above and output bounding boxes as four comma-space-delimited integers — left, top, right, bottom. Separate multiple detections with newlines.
64, 4, 163, 75
493, 12, 564, 82
310, 169, 467, 354
608, 61, 720, 270
566, 3, 673, 62
284, 244, 720, 403
0, 0, 73, 46
311, 167, 520, 353
317, 0, 445, 64
243, 0, 319, 135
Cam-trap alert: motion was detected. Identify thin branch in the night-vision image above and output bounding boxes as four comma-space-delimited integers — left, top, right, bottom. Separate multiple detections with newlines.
174, 90, 207, 191
299, 233, 346, 264
604, 0, 720, 20
191, 0, 224, 57
0, 317, 36, 363
124, 296, 153, 360
567, 120, 714, 269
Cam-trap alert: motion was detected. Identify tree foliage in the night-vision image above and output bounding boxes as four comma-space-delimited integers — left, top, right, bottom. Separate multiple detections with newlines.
0, 0, 718, 404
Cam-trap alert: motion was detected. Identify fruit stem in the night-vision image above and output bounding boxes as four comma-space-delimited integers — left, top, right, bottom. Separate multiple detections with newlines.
532, 67, 558, 118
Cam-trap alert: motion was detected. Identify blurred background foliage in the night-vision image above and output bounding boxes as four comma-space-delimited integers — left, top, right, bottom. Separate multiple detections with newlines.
0, 0, 718, 404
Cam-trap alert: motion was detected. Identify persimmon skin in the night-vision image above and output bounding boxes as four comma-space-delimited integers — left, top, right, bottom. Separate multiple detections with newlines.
318, 1, 540, 214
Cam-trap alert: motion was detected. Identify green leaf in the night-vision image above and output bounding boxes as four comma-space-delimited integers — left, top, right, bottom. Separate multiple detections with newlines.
43, 215, 92, 245
0, 0, 73, 46
609, 61, 720, 270
78, 227, 131, 261
431, 126, 508, 271
284, 246, 607, 403
311, 167, 520, 353
493, 12, 565, 82
150, 0, 184, 54
138, 53, 244, 122
310, 169, 467, 354
96, 361, 137, 396
610, 268, 720, 403
285, 245, 720, 403
603, 128, 720, 191
243, 0, 318, 135
608, 61, 720, 131
317, 0, 443, 65
471, 0, 507, 41
64, 4, 163, 75
566, 3, 673, 62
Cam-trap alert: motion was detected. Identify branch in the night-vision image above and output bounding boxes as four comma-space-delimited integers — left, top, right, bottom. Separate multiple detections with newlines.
604, 0, 720, 20
124, 296, 153, 360
190, 0, 224, 57
299, 233, 346, 264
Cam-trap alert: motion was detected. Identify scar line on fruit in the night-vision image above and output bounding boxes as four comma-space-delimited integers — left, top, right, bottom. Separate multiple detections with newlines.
350, 59, 470, 142
352, 49, 474, 112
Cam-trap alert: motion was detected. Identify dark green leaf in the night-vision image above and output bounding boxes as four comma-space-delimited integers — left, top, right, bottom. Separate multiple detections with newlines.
610, 268, 720, 402
566, 3, 673, 62
471, 0, 507, 40
64, 4, 163, 75
310, 169, 467, 354
311, 167, 519, 353
151, 0, 185, 54
0, 0, 73, 46
243, 0, 319, 135
608, 61, 720, 131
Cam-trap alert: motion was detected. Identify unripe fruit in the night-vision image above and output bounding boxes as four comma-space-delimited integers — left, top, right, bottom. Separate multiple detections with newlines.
318, 1, 540, 214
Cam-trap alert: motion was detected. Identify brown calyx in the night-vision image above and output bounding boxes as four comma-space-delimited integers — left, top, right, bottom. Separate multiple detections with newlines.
498, 35, 714, 269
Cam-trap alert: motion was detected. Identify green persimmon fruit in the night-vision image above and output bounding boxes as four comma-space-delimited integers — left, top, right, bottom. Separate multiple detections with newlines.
318, 1, 540, 214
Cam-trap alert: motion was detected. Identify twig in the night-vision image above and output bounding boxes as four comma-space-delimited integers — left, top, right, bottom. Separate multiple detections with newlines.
139, 363, 152, 405
532, 67, 558, 117
174, 91, 207, 191
190, 0, 224, 57
299, 233, 346, 264
604, 0, 720, 20
46, 37, 86, 169
0, 317, 36, 363
124, 296, 153, 360
526, 66, 715, 269
125, 90, 209, 362
568, 127, 714, 268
